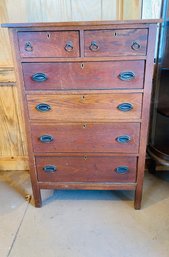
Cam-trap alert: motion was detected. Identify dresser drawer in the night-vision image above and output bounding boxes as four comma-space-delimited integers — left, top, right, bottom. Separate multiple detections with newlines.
36, 156, 137, 183
84, 29, 148, 57
27, 93, 142, 121
23, 61, 144, 90
31, 123, 140, 153
18, 31, 80, 57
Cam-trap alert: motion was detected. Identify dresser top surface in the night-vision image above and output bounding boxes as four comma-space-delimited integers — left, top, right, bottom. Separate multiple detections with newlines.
2, 19, 161, 28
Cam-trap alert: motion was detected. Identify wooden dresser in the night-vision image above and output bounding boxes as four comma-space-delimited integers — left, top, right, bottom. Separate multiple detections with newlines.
3, 20, 158, 208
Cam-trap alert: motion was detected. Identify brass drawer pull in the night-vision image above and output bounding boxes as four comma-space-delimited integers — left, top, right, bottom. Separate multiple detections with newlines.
117, 103, 133, 112
36, 103, 51, 112
116, 135, 131, 144
131, 41, 141, 51
43, 165, 57, 173
118, 71, 135, 81
115, 166, 129, 174
32, 73, 48, 82
25, 41, 33, 52
39, 135, 54, 143
64, 41, 73, 52
89, 41, 99, 51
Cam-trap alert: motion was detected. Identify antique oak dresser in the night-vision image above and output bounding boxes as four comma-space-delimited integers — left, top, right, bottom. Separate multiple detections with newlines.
3, 20, 158, 208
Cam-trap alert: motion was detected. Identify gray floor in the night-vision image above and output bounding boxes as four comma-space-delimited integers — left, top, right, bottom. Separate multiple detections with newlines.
0, 169, 169, 257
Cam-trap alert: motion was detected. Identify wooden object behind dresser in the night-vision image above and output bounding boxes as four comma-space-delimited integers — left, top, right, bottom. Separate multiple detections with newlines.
2, 20, 158, 208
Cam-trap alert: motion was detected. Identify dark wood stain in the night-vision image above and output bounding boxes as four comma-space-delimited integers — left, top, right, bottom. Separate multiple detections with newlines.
27, 93, 142, 121
84, 29, 148, 57
22, 61, 145, 90
36, 156, 137, 183
18, 31, 80, 58
31, 123, 140, 153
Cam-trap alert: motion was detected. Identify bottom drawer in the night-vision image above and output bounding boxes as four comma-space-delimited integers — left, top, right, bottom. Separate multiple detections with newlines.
36, 156, 137, 183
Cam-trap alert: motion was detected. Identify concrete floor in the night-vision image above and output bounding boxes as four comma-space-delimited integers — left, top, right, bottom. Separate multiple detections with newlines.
0, 169, 169, 257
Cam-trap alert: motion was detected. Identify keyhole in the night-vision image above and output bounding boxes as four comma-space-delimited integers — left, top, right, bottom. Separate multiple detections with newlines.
47, 32, 50, 39
84, 156, 87, 160
114, 32, 117, 36
81, 63, 84, 69
83, 124, 87, 128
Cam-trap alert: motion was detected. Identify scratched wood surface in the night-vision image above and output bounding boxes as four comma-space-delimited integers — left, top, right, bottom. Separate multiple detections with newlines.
0, 0, 159, 170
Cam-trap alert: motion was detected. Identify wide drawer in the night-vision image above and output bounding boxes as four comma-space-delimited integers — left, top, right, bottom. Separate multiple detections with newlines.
22, 61, 145, 90
36, 156, 137, 183
31, 123, 140, 153
27, 93, 142, 121
84, 29, 148, 57
18, 31, 80, 57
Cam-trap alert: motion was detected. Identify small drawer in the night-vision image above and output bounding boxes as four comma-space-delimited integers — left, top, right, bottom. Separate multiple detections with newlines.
18, 31, 80, 57
22, 61, 145, 90
84, 29, 148, 57
36, 156, 137, 183
27, 93, 142, 122
31, 123, 140, 153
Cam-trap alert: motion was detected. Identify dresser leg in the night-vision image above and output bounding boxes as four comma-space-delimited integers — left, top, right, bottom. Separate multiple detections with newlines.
32, 186, 42, 208
134, 188, 142, 210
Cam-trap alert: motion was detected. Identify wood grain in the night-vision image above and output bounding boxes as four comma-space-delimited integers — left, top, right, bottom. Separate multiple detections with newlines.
101, 0, 118, 20
134, 24, 157, 209
41, 0, 72, 22
117, 0, 124, 20
27, 0, 42, 22
30, 122, 140, 153
36, 156, 137, 182
22, 61, 145, 90
27, 93, 142, 121
71, 0, 102, 21
84, 29, 148, 57
5, 0, 28, 22
0, 156, 28, 171
0, 68, 15, 83
0, 85, 27, 157
142, 0, 162, 19
123, 0, 142, 19
0, 0, 13, 69
38, 181, 136, 190
18, 31, 80, 58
